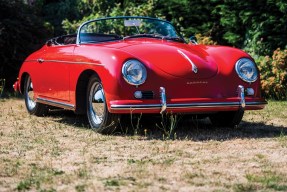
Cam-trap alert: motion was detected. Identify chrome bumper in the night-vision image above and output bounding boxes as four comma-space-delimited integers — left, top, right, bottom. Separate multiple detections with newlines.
110, 101, 267, 110
110, 85, 267, 112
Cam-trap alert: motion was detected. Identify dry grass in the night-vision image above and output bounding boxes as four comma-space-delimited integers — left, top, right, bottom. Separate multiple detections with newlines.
0, 98, 287, 192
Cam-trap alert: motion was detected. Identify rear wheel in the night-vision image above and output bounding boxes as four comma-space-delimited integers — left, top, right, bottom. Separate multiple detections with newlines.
86, 75, 119, 133
24, 76, 48, 116
209, 109, 244, 127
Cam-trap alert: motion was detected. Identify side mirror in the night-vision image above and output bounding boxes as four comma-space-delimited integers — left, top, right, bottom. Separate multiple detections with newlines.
189, 36, 198, 45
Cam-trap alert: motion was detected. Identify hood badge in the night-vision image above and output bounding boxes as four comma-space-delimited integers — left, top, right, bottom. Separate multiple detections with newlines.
177, 49, 198, 74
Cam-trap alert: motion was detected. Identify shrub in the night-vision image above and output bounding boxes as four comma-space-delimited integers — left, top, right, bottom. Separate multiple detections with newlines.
257, 48, 287, 100
195, 34, 217, 45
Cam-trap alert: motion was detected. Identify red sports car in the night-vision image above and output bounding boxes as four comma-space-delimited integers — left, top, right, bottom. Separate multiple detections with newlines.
14, 16, 267, 133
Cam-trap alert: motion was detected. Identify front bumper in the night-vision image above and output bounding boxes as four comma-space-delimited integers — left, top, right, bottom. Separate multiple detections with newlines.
109, 85, 267, 114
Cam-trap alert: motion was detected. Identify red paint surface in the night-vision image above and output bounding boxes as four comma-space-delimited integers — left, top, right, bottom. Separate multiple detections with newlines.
15, 38, 266, 113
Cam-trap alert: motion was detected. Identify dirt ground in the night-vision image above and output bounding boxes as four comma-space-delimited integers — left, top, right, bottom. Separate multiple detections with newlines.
0, 98, 287, 191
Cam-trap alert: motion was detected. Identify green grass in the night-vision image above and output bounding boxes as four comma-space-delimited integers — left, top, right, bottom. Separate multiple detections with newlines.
16, 165, 64, 191
234, 170, 287, 191
104, 178, 121, 187
277, 130, 287, 147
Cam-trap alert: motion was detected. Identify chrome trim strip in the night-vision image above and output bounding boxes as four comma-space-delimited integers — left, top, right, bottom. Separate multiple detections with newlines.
168, 102, 239, 108
177, 49, 198, 73
24, 59, 103, 66
37, 58, 44, 63
110, 101, 267, 110
37, 97, 75, 110
111, 104, 161, 110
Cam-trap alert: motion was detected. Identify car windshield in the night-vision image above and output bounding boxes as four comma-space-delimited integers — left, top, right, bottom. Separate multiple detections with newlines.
78, 17, 184, 44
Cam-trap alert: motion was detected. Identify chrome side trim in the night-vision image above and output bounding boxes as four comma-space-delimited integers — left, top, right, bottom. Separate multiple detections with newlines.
37, 97, 75, 110
110, 101, 267, 110
25, 59, 103, 66
37, 58, 44, 63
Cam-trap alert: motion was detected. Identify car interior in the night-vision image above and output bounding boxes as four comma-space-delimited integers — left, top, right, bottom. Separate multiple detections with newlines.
46, 33, 121, 46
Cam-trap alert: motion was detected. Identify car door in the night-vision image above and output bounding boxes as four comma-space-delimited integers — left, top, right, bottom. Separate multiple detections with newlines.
36, 45, 75, 102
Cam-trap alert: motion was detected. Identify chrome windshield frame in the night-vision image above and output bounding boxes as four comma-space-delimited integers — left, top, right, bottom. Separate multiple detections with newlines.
76, 16, 185, 45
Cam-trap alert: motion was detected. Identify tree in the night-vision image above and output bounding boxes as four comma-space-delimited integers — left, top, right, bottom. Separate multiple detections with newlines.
0, 0, 52, 91
211, 0, 287, 56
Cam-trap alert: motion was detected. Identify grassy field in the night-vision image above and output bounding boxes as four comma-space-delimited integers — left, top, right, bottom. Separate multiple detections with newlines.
0, 98, 287, 192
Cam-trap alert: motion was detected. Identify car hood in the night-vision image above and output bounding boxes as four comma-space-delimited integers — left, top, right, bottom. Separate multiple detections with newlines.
109, 40, 218, 79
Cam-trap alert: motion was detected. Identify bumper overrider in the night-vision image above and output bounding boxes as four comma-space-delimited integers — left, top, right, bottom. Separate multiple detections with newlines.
109, 85, 267, 114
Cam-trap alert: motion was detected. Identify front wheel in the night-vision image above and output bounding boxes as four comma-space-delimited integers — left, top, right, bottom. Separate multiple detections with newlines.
24, 76, 48, 116
209, 109, 244, 127
86, 75, 119, 133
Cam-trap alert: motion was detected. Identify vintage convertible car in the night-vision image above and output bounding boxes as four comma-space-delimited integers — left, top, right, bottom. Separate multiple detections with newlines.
14, 16, 267, 132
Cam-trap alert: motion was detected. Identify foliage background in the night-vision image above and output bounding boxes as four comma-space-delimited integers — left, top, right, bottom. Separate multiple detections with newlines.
0, 0, 286, 99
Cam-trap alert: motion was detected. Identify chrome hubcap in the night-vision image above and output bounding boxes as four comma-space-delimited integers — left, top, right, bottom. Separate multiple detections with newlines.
27, 78, 36, 109
89, 83, 105, 126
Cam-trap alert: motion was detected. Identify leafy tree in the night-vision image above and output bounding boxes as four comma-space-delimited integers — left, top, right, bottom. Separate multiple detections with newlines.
211, 0, 287, 56
62, 0, 159, 34
42, 0, 81, 35
56, 0, 287, 57
155, 0, 217, 38
0, 0, 52, 91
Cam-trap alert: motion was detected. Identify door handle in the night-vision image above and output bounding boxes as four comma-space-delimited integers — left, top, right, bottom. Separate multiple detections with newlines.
37, 58, 44, 63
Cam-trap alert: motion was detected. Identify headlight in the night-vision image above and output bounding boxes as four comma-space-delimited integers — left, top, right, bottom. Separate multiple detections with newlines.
122, 59, 147, 86
235, 58, 258, 83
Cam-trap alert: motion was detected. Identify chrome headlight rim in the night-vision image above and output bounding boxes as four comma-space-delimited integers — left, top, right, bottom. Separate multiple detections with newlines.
122, 59, 147, 86
235, 58, 258, 83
